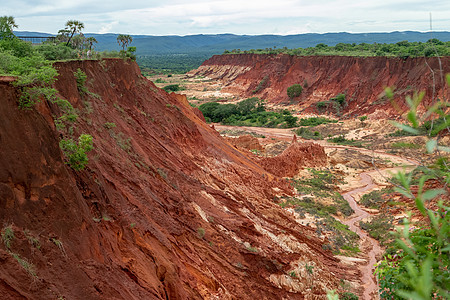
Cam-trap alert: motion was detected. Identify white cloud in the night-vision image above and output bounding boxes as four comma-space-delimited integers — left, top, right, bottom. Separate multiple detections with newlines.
4, 0, 450, 35
99, 21, 119, 34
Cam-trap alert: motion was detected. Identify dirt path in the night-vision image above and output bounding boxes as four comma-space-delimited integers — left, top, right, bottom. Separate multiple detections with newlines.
215, 124, 418, 299
342, 172, 382, 300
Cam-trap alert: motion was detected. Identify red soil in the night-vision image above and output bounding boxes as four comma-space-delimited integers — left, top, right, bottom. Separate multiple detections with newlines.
190, 54, 450, 117
0, 59, 352, 299
257, 137, 327, 177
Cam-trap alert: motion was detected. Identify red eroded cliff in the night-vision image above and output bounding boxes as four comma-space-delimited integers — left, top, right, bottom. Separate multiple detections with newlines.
191, 54, 450, 117
0, 59, 349, 299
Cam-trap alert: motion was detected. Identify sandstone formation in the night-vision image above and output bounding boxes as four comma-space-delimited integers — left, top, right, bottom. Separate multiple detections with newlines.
0, 59, 349, 299
225, 135, 264, 152
257, 137, 328, 178
190, 54, 450, 117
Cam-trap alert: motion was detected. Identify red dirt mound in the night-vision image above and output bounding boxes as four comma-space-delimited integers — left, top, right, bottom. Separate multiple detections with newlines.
257, 136, 327, 177
0, 59, 351, 299
190, 54, 450, 117
225, 135, 264, 151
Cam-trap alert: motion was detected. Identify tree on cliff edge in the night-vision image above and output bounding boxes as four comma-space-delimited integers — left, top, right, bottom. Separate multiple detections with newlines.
65, 20, 84, 46
117, 34, 133, 51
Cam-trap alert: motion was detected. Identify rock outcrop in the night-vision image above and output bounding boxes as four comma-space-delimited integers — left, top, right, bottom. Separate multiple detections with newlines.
190, 54, 450, 117
0, 59, 349, 299
257, 137, 327, 177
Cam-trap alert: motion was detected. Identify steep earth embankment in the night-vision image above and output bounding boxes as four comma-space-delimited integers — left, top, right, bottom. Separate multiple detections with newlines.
0, 59, 351, 299
190, 54, 450, 117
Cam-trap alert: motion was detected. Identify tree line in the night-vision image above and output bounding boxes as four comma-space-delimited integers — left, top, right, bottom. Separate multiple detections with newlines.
224, 39, 450, 58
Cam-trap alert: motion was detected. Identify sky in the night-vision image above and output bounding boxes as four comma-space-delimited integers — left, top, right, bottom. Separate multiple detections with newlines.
4, 0, 450, 36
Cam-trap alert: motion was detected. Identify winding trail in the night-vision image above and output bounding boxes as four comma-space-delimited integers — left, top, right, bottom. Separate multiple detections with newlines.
342, 172, 382, 300
215, 124, 419, 299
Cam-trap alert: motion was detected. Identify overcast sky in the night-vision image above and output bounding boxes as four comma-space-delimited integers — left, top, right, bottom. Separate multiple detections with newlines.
4, 0, 450, 35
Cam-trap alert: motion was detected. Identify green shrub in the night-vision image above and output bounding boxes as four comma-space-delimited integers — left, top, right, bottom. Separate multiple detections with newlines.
298, 117, 337, 126
327, 135, 365, 147
74, 68, 87, 94
103, 122, 116, 129
287, 84, 303, 99
360, 190, 386, 209
316, 101, 328, 110
253, 75, 268, 94
36, 43, 76, 60
375, 80, 450, 299
1, 225, 14, 249
293, 127, 323, 140
163, 84, 181, 92
359, 214, 394, 245
359, 115, 368, 121
59, 134, 93, 170
330, 93, 346, 106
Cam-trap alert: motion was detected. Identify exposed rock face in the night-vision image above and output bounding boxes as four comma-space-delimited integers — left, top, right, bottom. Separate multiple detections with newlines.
225, 135, 264, 151
0, 59, 348, 299
258, 138, 327, 177
190, 54, 450, 117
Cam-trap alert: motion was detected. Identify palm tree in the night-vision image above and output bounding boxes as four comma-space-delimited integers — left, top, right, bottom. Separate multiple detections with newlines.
0, 16, 18, 39
65, 20, 84, 46
86, 37, 98, 51
117, 34, 133, 51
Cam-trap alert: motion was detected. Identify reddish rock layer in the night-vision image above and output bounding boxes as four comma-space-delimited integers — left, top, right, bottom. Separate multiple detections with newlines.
0, 59, 349, 299
190, 54, 450, 117
225, 135, 264, 151
258, 139, 327, 177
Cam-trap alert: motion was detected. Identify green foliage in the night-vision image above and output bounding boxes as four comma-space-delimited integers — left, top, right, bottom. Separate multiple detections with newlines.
1, 225, 14, 249
74, 68, 88, 94
375, 83, 450, 299
64, 20, 84, 47
0, 39, 61, 109
360, 214, 394, 245
117, 34, 133, 51
36, 43, 76, 60
24, 230, 41, 250
330, 93, 346, 108
197, 228, 205, 239
11, 252, 37, 278
292, 127, 323, 140
287, 84, 303, 99
103, 122, 116, 129
0, 16, 17, 40
253, 75, 269, 94
0, 37, 33, 58
316, 101, 328, 110
137, 54, 210, 74
236, 97, 265, 115
163, 84, 182, 92
59, 134, 94, 170
298, 117, 338, 127
360, 189, 390, 209
225, 39, 450, 58
283, 170, 357, 254
327, 135, 365, 147
198, 98, 297, 128
359, 115, 368, 121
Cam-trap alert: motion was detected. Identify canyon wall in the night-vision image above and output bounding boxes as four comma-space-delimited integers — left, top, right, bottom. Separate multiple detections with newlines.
0, 59, 348, 299
191, 54, 450, 117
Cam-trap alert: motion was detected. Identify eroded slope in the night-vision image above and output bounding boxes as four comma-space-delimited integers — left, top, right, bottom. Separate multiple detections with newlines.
190, 54, 449, 117
0, 59, 350, 299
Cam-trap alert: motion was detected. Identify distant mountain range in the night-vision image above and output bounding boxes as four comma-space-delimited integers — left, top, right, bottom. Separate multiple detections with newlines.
15, 31, 450, 56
